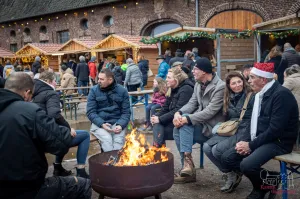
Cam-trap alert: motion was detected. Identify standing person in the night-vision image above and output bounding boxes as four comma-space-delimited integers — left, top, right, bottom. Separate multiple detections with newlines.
112, 62, 124, 85
152, 67, 194, 147
192, 47, 201, 60
87, 68, 131, 152
242, 64, 253, 81
203, 71, 254, 193
69, 58, 77, 75
0, 63, 4, 78
88, 56, 97, 85
169, 49, 185, 67
97, 59, 104, 74
60, 64, 76, 95
221, 63, 298, 199
282, 43, 300, 67
75, 56, 90, 96
32, 56, 41, 75
141, 77, 167, 131
138, 54, 149, 87
156, 55, 170, 80
182, 52, 196, 70
124, 58, 143, 103
0, 72, 91, 199
164, 49, 172, 65
3, 60, 15, 79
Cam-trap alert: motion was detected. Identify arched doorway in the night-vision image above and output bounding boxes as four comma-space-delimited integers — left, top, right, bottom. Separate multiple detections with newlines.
140, 19, 181, 36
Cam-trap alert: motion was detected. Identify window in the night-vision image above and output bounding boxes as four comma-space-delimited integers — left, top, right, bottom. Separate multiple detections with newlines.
57, 30, 69, 44
10, 30, 16, 37
10, 44, 17, 52
40, 25, 47, 34
40, 40, 48, 44
103, 15, 113, 27
24, 28, 31, 36
80, 18, 89, 30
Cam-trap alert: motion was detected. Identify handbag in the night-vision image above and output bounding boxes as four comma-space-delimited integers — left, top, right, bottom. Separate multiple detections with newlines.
217, 92, 252, 136
147, 68, 154, 77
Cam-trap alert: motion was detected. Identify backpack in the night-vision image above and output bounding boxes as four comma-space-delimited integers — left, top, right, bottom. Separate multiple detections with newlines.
5, 68, 13, 78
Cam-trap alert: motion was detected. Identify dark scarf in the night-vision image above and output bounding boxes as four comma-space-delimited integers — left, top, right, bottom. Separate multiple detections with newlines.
100, 79, 116, 92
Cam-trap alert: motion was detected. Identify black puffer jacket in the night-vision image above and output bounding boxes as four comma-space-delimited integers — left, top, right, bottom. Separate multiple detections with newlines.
112, 66, 123, 85
156, 79, 194, 124
138, 60, 149, 86
31, 61, 41, 75
282, 49, 300, 67
32, 79, 70, 129
75, 61, 90, 82
0, 89, 72, 199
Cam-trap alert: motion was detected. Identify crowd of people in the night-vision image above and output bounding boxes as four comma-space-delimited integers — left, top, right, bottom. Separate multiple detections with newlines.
1, 42, 300, 199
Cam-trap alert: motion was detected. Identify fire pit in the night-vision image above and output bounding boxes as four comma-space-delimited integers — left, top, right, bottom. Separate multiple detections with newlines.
89, 130, 174, 199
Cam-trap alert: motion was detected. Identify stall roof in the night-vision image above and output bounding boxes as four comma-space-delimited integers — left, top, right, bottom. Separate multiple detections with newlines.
155, 26, 216, 38
92, 34, 157, 51
57, 38, 99, 54
0, 47, 15, 58
253, 14, 300, 30
16, 43, 63, 56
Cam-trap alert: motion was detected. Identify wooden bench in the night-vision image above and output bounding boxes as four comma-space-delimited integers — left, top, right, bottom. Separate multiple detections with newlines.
90, 133, 98, 143
65, 100, 82, 120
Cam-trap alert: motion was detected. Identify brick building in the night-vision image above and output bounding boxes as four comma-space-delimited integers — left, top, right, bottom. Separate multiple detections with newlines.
0, 0, 299, 52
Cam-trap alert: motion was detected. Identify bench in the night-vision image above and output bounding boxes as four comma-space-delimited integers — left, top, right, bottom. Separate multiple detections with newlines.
65, 100, 82, 120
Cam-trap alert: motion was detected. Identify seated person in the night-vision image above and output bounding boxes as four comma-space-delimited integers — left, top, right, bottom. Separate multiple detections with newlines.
221, 63, 299, 199
87, 68, 131, 152
173, 58, 225, 184
0, 72, 91, 199
151, 67, 194, 147
203, 71, 254, 193
32, 71, 90, 178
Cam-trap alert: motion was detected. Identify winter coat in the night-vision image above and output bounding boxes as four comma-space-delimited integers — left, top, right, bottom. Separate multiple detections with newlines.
267, 55, 289, 84
124, 63, 143, 86
138, 59, 149, 86
0, 77, 5, 88
33, 79, 70, 129
282, 49, 300, 67
249, 81, 299, 153
0, 64, 3, 77
61, 68, 76, 95
31, 61, 41, 75
152, 91, 166, 106
75, 61, 90, 82
182, 59, 195, 70
0, 89, 72, 199
283, 73, 300, 121
86, 81, 131, 129
156, 61, 170, 80
193, 52, 201, 60
112, 65, 123, 85
169, 56, 185, 67
165, 55, 172, 65
156, 79, 194, 125
180, 74, 225, 137
3, 64, 14, 79
68, 61, 77, 74
88, 61, 97, 80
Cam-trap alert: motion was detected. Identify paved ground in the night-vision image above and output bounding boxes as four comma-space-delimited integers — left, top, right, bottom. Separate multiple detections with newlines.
45, 103, 300, 199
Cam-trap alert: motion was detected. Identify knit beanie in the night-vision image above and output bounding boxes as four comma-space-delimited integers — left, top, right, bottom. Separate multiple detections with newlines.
195, 57, 212, 73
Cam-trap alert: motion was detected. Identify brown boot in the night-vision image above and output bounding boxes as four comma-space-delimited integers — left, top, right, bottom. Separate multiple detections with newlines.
174, 171, 196, 184
180, 153, 195, 177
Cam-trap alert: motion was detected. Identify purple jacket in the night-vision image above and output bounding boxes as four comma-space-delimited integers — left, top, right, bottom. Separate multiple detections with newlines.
152, 91, 166, 106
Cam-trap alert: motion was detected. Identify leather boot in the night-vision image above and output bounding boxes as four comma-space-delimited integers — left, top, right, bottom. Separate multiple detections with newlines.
174, 170, 196, 184
53, 163, 72, 177
180, 153, 195, 177
76, 168, 90, 179
221, 171, 243, 193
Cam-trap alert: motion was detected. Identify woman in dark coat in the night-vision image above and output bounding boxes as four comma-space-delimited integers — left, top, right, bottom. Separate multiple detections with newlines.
203, 71, 254, 193
138, 54, 149, 87
32, 71, 90, 178
151, 67, 194, 147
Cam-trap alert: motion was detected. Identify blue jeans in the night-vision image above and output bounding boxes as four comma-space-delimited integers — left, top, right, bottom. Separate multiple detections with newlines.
78, 81, 89, 96
55, 130, 90, 165
145, 103, 161, 123
153, 123, 174, 147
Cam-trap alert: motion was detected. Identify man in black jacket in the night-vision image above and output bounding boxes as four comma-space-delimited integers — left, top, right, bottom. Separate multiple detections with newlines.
221, 63, 299, 199
0, 72, 91, 199
75, 55, 90, 96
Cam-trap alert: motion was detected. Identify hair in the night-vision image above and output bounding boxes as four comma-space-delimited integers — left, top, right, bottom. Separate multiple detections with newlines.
192, 47, 198, 53
79, 56, 85, 62
61, 64, 68, 71
35, 56, 41, 62
6, 60, 11, 65
295, 44, 300, 52
38, 68, 45, 73
165, 67, 188, 97
269, 45, 282, 58
165, 49, 171, 56
126, 58, 134, 64
138, 54, 145, 61
5, 72, 34, 93
39, 71, 55, 82
223, 71, 252, 115
154, 77, 167, 94
243, 64, 253, 70
285, 64, 300, 76
100, 68, 114, 79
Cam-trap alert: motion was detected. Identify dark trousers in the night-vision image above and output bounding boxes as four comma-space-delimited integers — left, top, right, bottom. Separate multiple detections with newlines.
221, 143, 288, 189
127, 83, 140, 103
145, 103, 161, 123
153, 123, 175, 147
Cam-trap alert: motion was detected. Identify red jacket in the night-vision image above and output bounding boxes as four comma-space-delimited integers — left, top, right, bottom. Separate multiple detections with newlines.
88, 61, 97, 79
152, 91, 166, 106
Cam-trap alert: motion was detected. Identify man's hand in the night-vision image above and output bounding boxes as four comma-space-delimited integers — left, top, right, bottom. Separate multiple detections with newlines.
102, 123, 114, 133
151, 116, 160, 125
113, 125, 123, 134
173, 112, 183, 127
70, 128, 77, 137
235, 141, 251, 155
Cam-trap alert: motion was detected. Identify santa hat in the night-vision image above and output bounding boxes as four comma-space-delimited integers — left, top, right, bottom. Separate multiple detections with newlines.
251, 63, 274, 78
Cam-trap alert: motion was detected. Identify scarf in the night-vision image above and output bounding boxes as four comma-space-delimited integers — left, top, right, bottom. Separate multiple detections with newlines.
250, 80, 275, 141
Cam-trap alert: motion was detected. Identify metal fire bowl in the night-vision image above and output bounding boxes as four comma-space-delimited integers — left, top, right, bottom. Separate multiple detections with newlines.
89, 150, 174, 199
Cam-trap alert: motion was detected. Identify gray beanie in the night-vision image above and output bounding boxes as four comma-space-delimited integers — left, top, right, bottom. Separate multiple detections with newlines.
35, 56, 41, 62
79, 55, 85, 62
90, 56, 96, 62
126, 58, 134, 64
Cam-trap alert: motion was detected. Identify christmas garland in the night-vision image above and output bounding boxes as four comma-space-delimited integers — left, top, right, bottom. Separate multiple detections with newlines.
140, 29, 300, 44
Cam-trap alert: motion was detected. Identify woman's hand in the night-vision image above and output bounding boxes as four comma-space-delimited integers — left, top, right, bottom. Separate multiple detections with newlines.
70, 128, 77, 137
151, 116, 160, 125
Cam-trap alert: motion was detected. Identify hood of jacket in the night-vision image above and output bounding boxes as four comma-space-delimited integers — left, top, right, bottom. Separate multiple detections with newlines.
287, 73, 300, 79
0, 89, 23, 112
127, 63, 137, 68
65, 68, 74, 75
173, 78, 194, 93
33, 79, 54, 98
285, 48, 297, 54
138, 59, 149, 65
4, 64, 14, 69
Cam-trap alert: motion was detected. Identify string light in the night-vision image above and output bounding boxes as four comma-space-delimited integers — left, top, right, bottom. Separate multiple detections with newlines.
34, 20, 37, 22
91, 10, 94, 13
56, 17, 59, 19
136, 2, 138, 5
48, 18, 51, 21
26, 22, 29, 25
14, 22, 17, 25
8, 24, 11, 27
84, 12, 88, 16
65, 13, 67, 16
112, 6, 115, 8
21, 24, 24, 26
124, 5, 127, 8
2, 26, 4, 28
40, 17, 43, 20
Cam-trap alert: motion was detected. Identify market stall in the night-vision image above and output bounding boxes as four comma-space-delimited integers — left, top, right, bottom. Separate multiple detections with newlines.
0, 47, 15, 65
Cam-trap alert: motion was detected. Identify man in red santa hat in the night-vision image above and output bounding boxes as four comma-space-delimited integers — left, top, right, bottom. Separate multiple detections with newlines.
220, 63, 299, 199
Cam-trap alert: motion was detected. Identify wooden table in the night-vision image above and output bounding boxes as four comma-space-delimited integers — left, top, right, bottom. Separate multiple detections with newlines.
128, 90, 154, 121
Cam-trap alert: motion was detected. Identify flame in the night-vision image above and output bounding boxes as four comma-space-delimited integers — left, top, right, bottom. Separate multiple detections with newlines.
113, 129, 169, 166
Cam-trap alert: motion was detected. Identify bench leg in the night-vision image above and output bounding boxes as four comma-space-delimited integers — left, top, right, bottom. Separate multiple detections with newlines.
200, 143, 204, 169
130, 96, 134, 122
70, 105, 73, 120
74, 104, 77, 120
280, 161, 288, 199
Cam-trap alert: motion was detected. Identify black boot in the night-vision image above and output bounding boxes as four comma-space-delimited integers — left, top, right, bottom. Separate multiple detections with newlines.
246, 188, 268, 199
53, 163, 72, 176
76, 168, 90, 179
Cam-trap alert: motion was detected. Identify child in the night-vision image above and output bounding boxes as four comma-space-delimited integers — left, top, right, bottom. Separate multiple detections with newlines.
142, 77, 167, 131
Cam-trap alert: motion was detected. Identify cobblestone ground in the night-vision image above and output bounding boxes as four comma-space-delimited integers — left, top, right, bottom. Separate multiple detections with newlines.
46, 103, 300, 199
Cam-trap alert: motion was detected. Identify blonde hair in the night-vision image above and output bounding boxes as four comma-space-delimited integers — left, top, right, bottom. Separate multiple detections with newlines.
165, 67, 188, 97
269, 45, 282, 59
154, 77, 167, 94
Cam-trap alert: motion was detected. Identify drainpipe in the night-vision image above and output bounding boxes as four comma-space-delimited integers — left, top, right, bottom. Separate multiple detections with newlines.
195, 0, 199, 27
